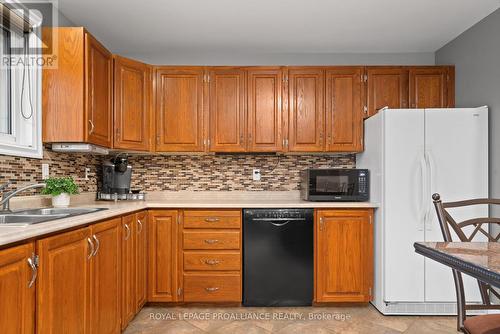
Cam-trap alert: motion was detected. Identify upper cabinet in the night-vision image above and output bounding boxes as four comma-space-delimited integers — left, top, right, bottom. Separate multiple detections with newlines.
287, 68, 325, 152
43, 28, 113, 147
246, 68, 284, 152
409, 66, 454, 109
155, 67, 205, 152
114, 56, 152, 151
208, 68, 247, 152
43, 29, 456, 154
366, 67, 409, 118
325, 67, 363, 152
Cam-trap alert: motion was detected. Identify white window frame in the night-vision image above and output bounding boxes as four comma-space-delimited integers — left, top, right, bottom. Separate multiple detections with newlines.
0, 27, 42, 159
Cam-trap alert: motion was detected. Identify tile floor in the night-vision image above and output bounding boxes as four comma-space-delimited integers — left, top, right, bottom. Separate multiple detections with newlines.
124, 305, 459, 333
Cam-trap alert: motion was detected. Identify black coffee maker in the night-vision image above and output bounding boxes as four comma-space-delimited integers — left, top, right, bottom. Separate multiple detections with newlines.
101, 154, 132, 195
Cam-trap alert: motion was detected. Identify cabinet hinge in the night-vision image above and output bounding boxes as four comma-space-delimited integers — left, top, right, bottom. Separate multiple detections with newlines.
369, 287, 372, 296
177, 287, 182, 296
283, 75, 288, 83
363, 106, 368, 114
369, 215, 373, 224
206, 75, 210, 83
33, 254, 39, 267
362, 74, 368, 82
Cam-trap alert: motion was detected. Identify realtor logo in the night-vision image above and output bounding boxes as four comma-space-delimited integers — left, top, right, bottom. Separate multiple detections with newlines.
0, 0, 59, 68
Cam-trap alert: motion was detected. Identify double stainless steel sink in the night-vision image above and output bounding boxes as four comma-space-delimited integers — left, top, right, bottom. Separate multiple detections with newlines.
0, 207, 108, 226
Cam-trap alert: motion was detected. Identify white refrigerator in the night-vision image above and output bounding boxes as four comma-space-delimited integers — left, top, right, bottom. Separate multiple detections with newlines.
357, 107, 488, 315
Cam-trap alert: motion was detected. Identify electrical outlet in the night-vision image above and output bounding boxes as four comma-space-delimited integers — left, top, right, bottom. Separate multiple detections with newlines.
41, 163, 49, 180
252, 169, 261, 181
84, 167, 91, 180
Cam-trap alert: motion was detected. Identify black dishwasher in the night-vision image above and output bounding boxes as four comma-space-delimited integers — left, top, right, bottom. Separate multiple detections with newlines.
243, 208, 314, 306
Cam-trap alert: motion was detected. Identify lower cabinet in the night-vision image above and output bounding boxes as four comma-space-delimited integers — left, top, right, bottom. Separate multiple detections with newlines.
315, 209, 374, 302
37, 219, 121, 334
37, 227, 92, 333
148, 210, 180, 302
121, 211, 148, 330
0, 243, 36, 334
182, 209, 242, 302
91, 218, 121, 334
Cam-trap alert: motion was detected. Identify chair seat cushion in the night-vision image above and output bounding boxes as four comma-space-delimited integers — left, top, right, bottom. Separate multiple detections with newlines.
464, 314, 500, 334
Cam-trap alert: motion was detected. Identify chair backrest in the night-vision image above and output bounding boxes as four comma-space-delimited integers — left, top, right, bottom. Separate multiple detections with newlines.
432, 193, 500, 243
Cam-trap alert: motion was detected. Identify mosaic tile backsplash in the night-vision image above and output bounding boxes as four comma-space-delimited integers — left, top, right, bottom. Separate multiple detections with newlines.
0, 148, 355, 194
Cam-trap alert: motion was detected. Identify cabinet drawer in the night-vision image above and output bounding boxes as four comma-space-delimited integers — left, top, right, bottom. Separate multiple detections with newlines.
183, 210, 241, 229
184, 251, 241, 271
183, 231, 240, 250
183, 274, 241, 302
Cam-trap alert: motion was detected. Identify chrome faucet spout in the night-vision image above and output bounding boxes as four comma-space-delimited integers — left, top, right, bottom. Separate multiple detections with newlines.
0, 183, 46, 212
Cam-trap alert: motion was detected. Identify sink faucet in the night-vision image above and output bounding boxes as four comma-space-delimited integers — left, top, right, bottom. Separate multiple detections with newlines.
0, 182, 46, 212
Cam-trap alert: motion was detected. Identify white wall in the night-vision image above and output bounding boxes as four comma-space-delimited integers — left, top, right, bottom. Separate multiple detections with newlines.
436, 9, 500, 210
120, 51, 435, 66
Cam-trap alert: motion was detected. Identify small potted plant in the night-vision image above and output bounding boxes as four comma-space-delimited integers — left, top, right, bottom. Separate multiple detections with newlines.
41, 177, 79, 208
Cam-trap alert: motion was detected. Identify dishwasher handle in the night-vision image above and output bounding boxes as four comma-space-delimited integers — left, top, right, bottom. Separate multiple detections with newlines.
251, 218, 306, 222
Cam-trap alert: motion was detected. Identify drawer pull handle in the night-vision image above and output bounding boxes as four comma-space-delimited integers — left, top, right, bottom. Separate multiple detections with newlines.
204, 239, 219, 244
204, 217, 220, 223
204, 259, 220, 265
205, 287, 219, 292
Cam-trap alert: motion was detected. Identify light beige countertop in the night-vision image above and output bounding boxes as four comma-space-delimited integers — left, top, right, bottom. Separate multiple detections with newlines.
0, 191, 378, 247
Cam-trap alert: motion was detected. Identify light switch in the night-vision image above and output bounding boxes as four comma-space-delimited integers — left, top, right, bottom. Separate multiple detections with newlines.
253, 169, 261, 181
41, 163, 49, 180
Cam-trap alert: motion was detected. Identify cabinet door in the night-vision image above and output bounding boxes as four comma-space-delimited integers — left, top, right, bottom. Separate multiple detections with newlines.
409, 67, 451, 109
135, 211, 148, 311
90, 218, 121, 334
288, 68, 325, 152
247, 68, 283, 152
114, 56, 152, 151
148, 210, 180, 302
209, 68, 246, 152
316, 210, 373, 302
156, 68, 205, 152
121, 215, 135, 329
0, 243, 35, 334
366, 67, 409, 117
85, 32, 113, 147
37, 227, 92, 334
325, 67, 363, 152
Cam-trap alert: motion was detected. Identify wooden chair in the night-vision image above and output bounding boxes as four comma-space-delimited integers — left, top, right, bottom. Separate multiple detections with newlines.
432, 193, 500, 334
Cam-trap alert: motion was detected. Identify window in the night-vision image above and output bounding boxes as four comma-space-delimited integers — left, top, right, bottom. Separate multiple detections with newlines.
0, 26, 42, 158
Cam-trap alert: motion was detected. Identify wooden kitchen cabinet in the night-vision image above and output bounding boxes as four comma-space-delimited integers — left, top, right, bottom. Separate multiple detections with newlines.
155, 67, 205, 152
208, 68, 247, 152
90, 218, 121, 334
315, 209, 374, 303
37, 227, 92, 334
135, 211, 148, 311
287, 68, 325, 152
366, 67, 409, 117
114, 56, 152, 151
148, 210, 181, 302
121, 214, 135, 329
325, 67, 363, 152
246, 68, 284, 152
409, 66, 454, 109
0, 243, 35, 334
43, 27, 113, 147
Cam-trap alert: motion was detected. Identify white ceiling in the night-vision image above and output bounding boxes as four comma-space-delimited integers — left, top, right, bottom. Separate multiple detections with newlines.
57, 0, 500, 56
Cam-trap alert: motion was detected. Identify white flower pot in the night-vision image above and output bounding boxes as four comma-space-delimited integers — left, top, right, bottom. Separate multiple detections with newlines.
52, 193, 70, 208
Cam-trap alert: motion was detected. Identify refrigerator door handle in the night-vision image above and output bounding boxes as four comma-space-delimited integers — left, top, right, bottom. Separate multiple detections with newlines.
425, 150, 434, 231
418, 153, 427, 231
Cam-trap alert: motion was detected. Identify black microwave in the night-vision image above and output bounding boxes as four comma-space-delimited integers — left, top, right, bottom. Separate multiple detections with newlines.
300, 169, 369, 202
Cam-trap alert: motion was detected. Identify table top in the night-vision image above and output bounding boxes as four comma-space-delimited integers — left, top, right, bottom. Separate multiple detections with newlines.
414, 242, 500, 288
